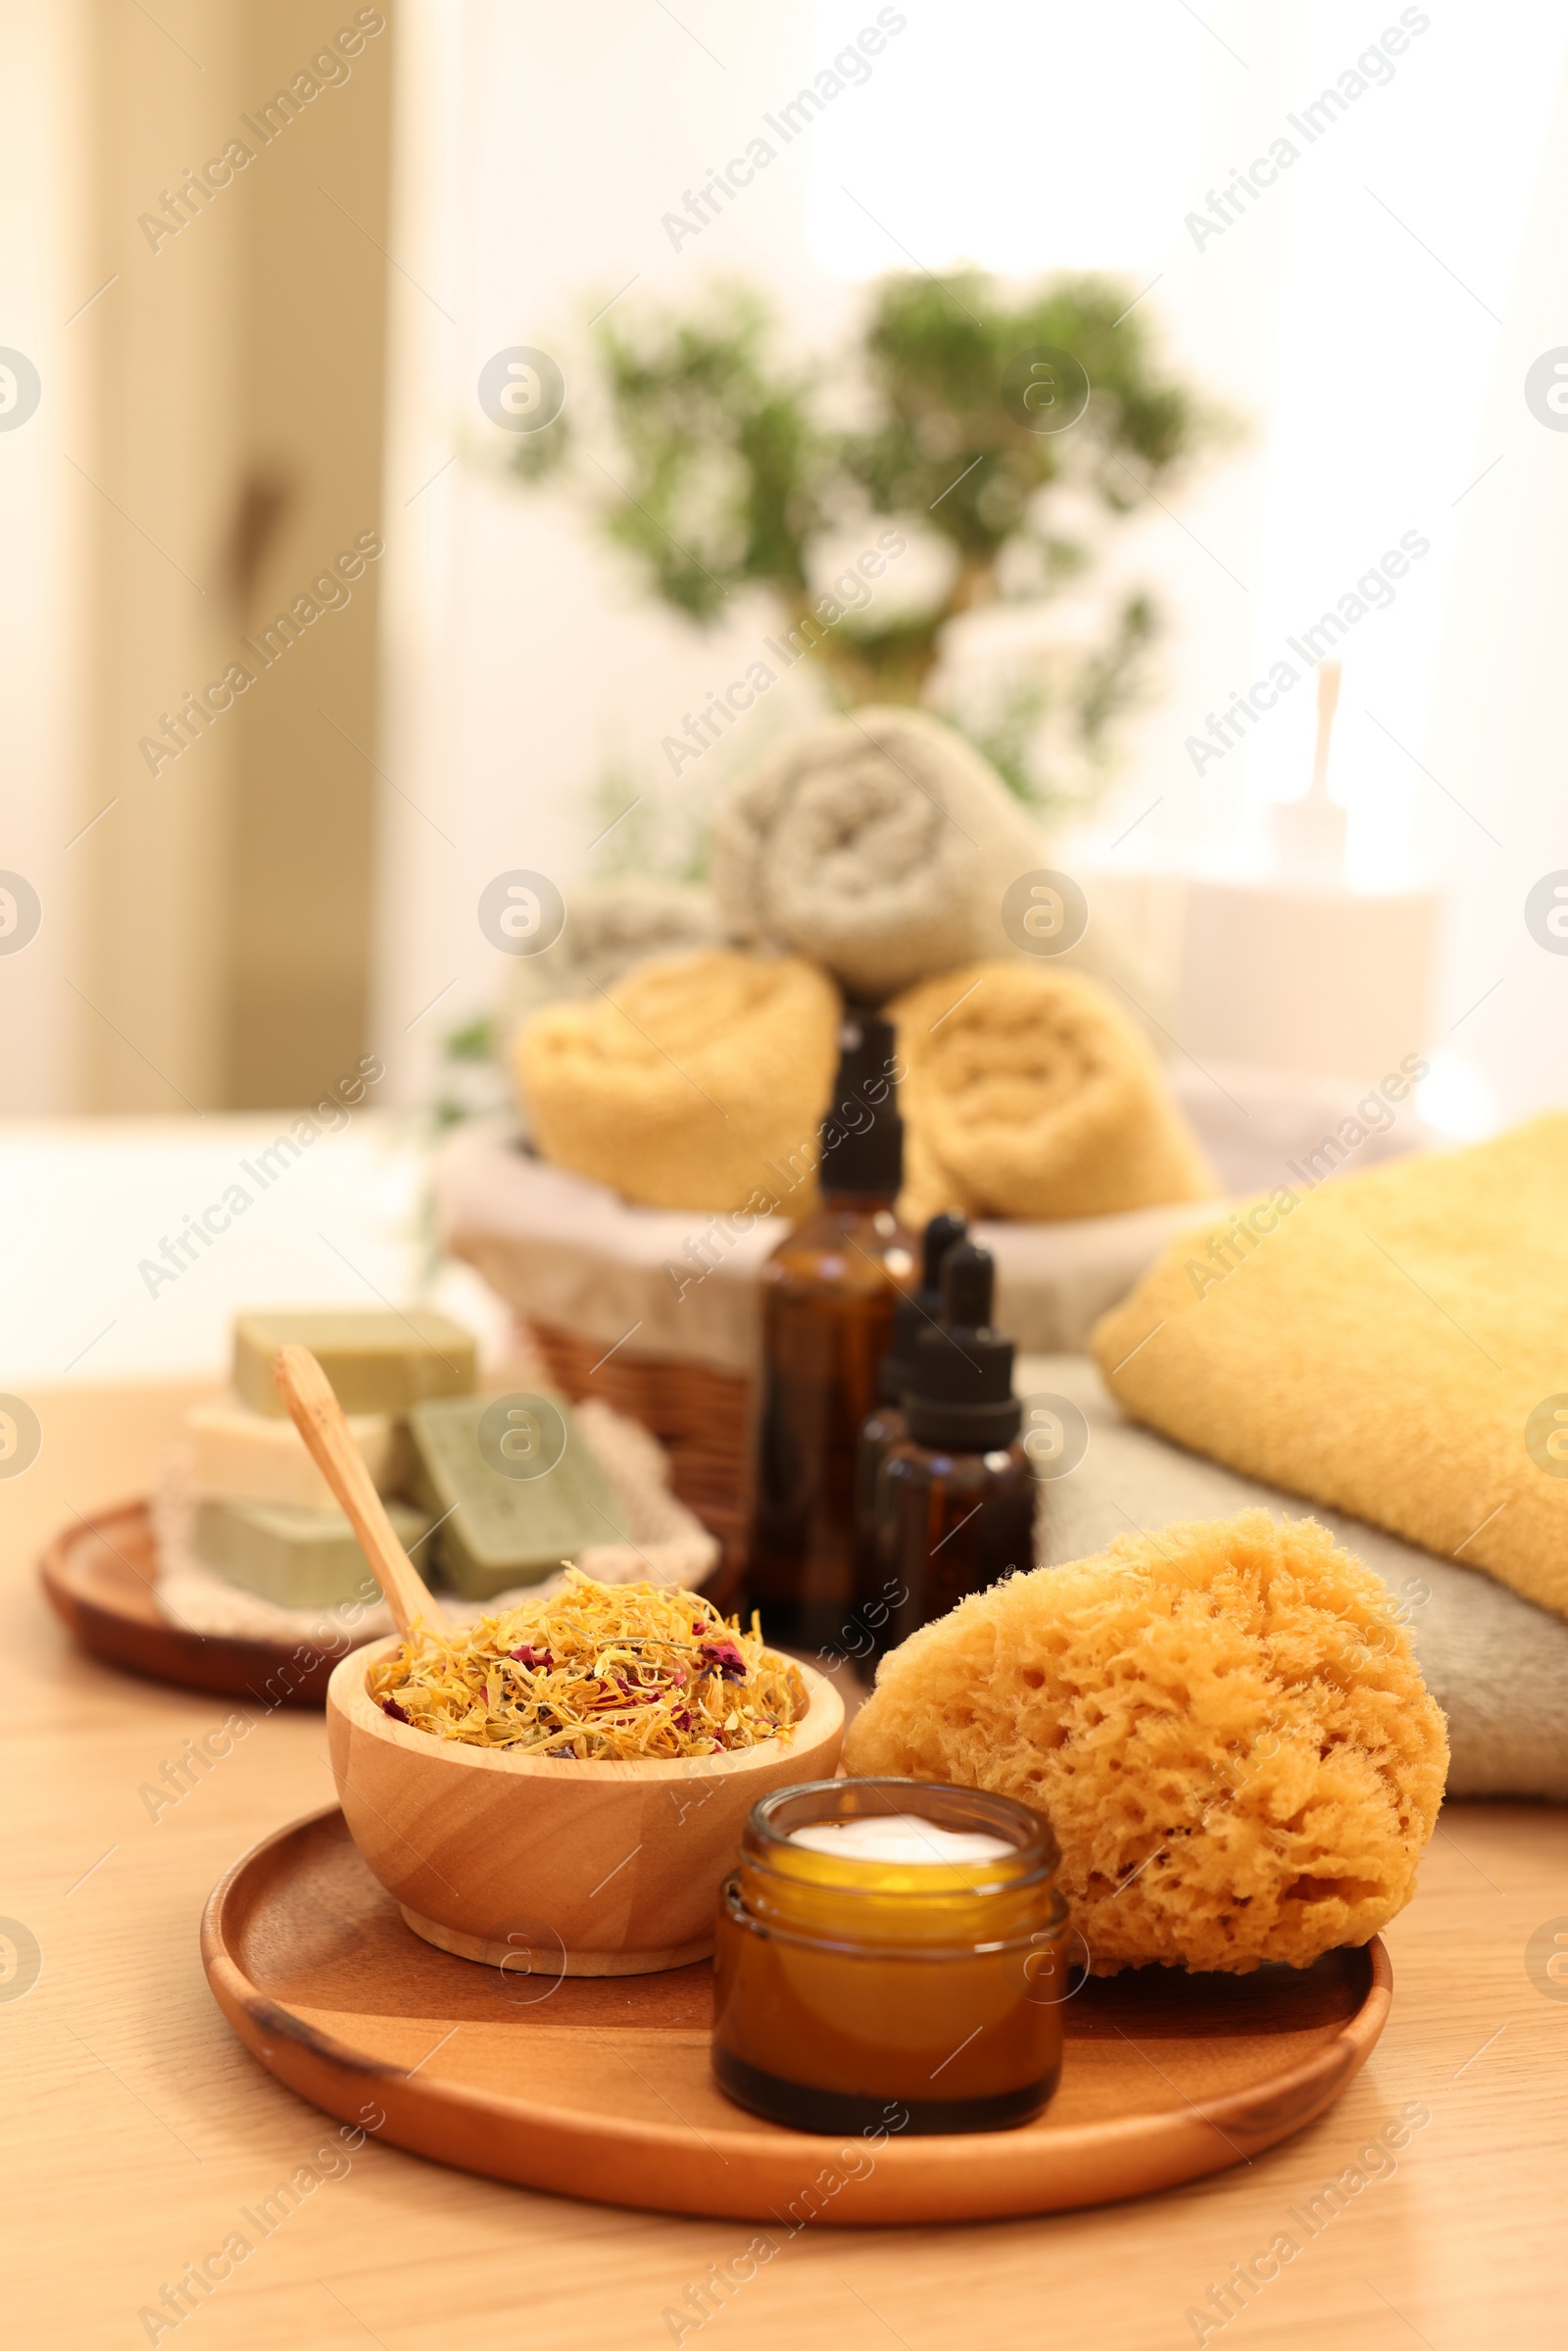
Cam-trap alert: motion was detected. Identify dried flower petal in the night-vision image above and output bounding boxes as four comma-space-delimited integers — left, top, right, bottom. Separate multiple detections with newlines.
366, 1568, 806, 1761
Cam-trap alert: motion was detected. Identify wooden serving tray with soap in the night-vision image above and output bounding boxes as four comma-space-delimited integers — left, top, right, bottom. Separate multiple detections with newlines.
38, 1306, 708, 1703
40, 1498, 340, 1706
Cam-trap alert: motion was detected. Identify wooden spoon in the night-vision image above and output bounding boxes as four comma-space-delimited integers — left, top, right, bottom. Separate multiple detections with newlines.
271, 1341, 448, 1636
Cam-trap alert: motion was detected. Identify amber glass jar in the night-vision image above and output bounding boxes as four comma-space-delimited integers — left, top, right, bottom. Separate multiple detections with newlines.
712, 1778, 1070, 2135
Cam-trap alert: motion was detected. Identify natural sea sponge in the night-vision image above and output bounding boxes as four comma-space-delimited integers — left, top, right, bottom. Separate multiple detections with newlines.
843, 1509, 1448, 1974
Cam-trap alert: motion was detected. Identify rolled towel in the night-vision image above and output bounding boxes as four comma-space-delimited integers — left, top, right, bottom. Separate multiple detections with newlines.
710, 707, 1046, 1002
887, 960, 1215, 1224
503, 877, 727, 1052
516, 949, 840, 1212
1091, 1115, 1568, 1622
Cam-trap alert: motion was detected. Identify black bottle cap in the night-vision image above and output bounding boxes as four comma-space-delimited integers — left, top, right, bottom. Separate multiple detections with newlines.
877, 1212, 968, 1402
817, 1008, 904, 1199
906, 1242, 1021, 1449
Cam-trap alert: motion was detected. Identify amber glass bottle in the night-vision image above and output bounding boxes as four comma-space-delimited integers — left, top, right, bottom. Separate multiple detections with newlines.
748, 1012, 915, 1650
867, 1243, 1035, 1659
851, 1211, 967, 1641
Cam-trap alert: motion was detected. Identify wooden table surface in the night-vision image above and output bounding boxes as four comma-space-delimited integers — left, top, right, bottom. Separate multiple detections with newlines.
7, 1384, 1567, 2350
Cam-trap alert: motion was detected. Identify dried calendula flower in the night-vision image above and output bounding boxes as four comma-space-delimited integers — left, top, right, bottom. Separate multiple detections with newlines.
367, 1567, 808, 1760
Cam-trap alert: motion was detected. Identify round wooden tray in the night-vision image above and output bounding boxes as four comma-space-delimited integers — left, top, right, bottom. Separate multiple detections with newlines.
39, 1489, 741, 1712
202, 1805, 1392, 2224
39, 1499, 337, 1707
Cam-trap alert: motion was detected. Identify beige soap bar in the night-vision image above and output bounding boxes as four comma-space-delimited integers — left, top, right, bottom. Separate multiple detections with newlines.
232, 1308, 477, 1417
185, 1396, 404, 1510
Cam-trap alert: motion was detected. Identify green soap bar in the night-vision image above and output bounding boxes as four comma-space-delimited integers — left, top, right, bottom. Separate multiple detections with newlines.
192, 1496, 432, 1610
405, 1393, 630, 1600
232, 1308, 477, 1417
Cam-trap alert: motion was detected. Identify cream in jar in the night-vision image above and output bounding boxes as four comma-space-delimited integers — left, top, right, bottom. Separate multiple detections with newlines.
789, 1815, 1014, 1867
712, 1778, 1070, 2135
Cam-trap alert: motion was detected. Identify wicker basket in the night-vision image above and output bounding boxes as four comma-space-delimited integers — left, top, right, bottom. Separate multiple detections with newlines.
529, 1320, 753, 1604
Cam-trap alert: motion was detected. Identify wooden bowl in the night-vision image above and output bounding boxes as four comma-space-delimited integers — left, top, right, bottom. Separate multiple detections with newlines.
324, 1638, 844, 1977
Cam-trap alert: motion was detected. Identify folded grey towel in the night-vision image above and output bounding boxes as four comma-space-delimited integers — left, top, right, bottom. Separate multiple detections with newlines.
1022, 1354, 1568, 1801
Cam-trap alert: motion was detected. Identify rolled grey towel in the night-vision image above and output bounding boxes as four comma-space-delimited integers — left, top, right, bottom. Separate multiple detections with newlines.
710, 707, 1045, 1003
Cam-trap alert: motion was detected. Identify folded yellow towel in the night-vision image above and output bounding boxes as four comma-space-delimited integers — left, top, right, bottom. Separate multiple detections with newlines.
517, 950, 840, 1212
887, 960, 1215, 1225
1092, 1116, 1568, 1620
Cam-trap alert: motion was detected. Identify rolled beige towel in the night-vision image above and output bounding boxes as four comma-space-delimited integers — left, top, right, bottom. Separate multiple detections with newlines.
503, 877, 728, 1050
516, 950, 841, 1212
710, 708, 1046, 1002
887, 960, 1215, 1224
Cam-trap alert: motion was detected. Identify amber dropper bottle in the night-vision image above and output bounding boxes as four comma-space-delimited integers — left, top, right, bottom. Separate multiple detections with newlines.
867, 1242, 1035, 1659
747, 1011, 916, 1651
852, 1211, 967, 1631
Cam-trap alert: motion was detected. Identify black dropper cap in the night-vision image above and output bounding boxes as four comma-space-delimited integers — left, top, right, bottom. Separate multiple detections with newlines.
906, 1242, 1021, 1450
817, 1008, 904, 1200
877, 1212, 967, 1403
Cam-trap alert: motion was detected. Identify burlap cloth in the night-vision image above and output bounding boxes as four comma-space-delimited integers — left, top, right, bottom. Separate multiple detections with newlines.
437, 1125, 1218, 1370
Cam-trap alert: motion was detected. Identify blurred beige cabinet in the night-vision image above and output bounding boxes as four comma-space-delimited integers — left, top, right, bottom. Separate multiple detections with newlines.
63, 1, 394, 1107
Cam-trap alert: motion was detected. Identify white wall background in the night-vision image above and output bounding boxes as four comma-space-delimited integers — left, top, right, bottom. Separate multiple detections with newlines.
368, 1, 1568, 1125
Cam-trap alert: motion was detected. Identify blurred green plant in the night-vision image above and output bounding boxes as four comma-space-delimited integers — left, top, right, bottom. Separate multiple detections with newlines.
507, 270, 1224, 810
432, 1012, 501, 1129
